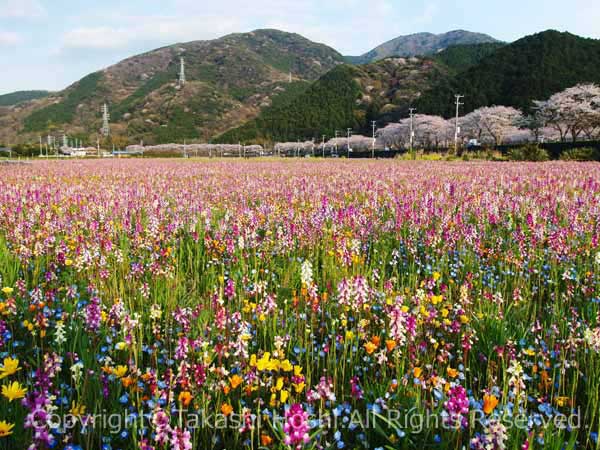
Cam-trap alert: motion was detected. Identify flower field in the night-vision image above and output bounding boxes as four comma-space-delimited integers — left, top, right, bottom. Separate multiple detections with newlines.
0, 159, 599, 450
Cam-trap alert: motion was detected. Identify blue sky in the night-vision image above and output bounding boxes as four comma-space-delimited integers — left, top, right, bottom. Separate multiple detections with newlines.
1, 0, 599, 94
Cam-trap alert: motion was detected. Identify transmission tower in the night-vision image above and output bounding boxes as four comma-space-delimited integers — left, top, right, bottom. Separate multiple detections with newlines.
179, 57, 186, 87
101, 103, 110, 137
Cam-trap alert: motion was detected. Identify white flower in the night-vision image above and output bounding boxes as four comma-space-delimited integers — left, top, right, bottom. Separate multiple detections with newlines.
595, 252, 600, 266
585, 327, 600, 352
71, 362, 84, 384
301, 260, 313, 286
150, 304, 162, 321
54, 321, 66, 345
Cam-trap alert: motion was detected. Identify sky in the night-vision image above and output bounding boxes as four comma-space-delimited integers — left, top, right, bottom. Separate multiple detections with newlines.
1, 0, 600, 95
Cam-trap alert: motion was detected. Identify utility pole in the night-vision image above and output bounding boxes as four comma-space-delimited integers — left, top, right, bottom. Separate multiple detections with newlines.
371, 120, 377, 158
346, 128, 352, 158
322, 135, 326, 158
454, 95, 464, 153
409, 108, 416, 158
334, 130, 339, 156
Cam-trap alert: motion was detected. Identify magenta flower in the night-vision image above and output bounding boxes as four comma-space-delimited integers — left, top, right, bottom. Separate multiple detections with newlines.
283, 403, 310, 449
444, 385, 469, 429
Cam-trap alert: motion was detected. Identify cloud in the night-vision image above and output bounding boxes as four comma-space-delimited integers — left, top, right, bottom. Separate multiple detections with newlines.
0, 31, 22, 45
61, 27, 130, 50
60, 15, 243, 52
0, 0, 46, 19
414, 1, 440, 26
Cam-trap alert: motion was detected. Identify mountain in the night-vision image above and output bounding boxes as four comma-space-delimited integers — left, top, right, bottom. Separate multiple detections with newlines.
346, 30, 500, 64
431, 42, 506, 73
0, 29, 344, 145
417, 30, 600, 117
0, 90, 50, 107
216, 56, 451, 144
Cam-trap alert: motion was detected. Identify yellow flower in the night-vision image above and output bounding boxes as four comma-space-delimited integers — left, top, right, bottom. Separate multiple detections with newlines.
256, 353, 271, 371
279, 359, 293, 372
275, 377, 284, 391
0, 357, 21, 379
293, 381, 305, 393
70, 401, 86, 417
0, 421, 15, 437
433, 272, 441, 281
431, 295, 443, 305
345, 330, 355, 341
280, 389, 289, 403
113, 365, 128, 378
1, 287, 13, 296
1, 381, 27, 402
65, 258, 73, 266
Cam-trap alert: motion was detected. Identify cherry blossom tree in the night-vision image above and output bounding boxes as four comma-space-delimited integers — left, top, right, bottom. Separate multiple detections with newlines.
461, 106, 523, 146
376, 115, 452, 150
534, 84, 600, 142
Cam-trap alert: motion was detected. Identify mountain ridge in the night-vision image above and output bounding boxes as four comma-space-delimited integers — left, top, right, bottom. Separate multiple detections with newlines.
0, 29, 345, 145
345, 30, 501, 64
416, 30, 600, 117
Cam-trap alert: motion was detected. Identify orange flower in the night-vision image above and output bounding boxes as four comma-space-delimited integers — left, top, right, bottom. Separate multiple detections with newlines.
221, 402, 233, 416
178, 391, 192, 407
121, 376, 134, 388
370, 336, 381, 346
260, 434, 273, 446
223, 385, 231, 395
385, 339, 396, 352
364, 341, 377, 355
446, 367, 458, 378
483, 394, 499, 415
413, 367, 422, 378
229, 374, 243, 389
